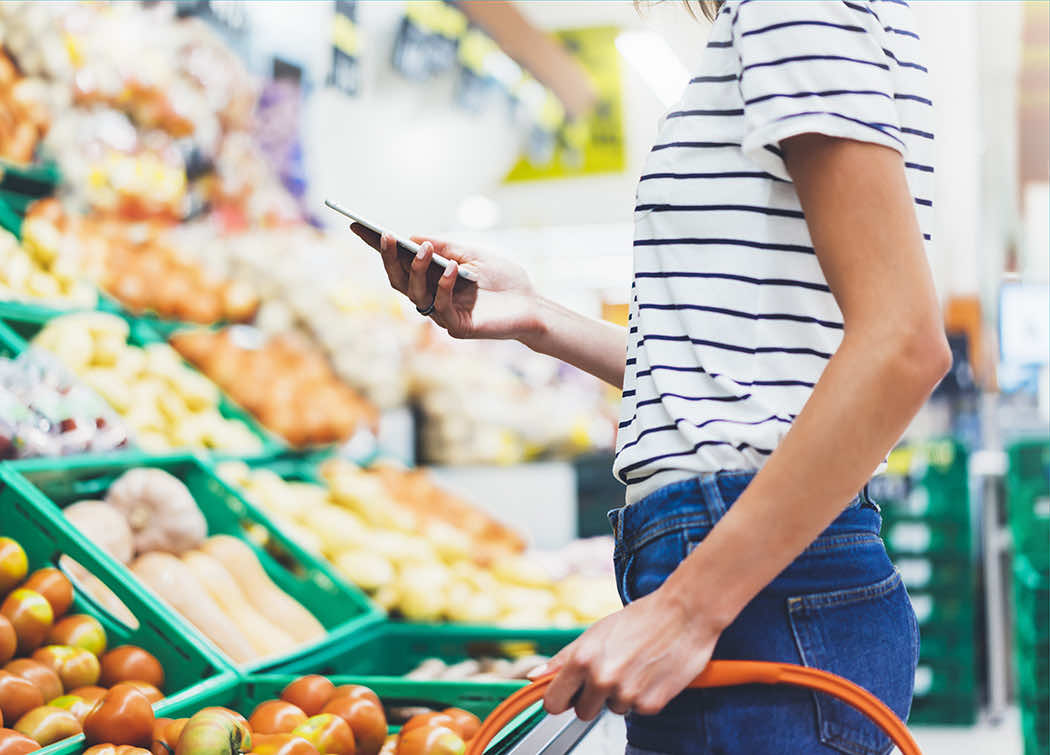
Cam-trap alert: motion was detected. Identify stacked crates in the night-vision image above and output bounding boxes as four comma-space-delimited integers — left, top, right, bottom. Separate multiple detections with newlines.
1007, 440, 1050, 755
870, 438, 977, 725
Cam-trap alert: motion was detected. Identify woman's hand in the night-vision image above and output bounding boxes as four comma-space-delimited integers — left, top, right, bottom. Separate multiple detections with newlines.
529, 586, 723, 721
350, 224, 541, 341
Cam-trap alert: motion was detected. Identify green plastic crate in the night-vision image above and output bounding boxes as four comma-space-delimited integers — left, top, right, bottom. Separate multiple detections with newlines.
916, 628, 976, 663
0, 308, 284, 460
1014, 553, 1050, 647
0, 462, 235, 755
3, 453, 384, 674
143, 673, 541, 754
884, 517, 971, 557
0, 158, 61, 197
264, 620, 581, 677
1023, 707, 1050, 755
1008, 440, 1050, 569
906, 691, 978, 726
907, 590, 973, 629
895, 554, 974, 593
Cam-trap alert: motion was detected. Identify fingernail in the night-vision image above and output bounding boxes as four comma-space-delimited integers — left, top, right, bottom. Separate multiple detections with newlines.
443, 264, 456, 278
416, 245, 425, 260
527, 663, 548, 679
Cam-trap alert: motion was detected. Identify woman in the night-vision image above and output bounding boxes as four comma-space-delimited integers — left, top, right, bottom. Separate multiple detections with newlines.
353, 1, 946, 752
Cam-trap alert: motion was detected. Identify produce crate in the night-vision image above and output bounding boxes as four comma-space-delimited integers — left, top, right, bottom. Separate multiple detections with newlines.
883, 517, 971, 557
0, 308, 284, 460
873, 439, 970, 521
1007, 439, 1050, 571
895, 555, 974, 593
2, 453, 384, 674
0, 462, 236, 755
1013, 552, 1049, 755
264, 619, 581, 677
0, 158, 61, 197
148, 674, 541, 755
907, 691, 978, 727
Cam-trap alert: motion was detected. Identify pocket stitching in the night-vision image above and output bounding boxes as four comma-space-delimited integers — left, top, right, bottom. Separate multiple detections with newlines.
789, 569, 902, 613
788, 572, 906, 755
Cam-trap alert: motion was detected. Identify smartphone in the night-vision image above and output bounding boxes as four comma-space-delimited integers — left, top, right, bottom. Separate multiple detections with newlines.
324, 199, 478, 282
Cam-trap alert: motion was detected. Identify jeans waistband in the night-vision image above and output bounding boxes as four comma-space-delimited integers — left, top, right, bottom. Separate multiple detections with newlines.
608, 470, 879, 559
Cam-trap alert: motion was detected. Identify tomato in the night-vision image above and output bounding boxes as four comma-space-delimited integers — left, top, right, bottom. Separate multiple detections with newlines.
3, 661, 61, 705
321, 697, 385, 755
151, 717, 187, 755
439, 709, 480, 741
20, 571, 72, 621
376, 735, 396, 755
82, 683, 155, 746
291, 714, 355, 755
0, 591, 53, 656
175, 709, 250, 755
68, 686, 107, 704
394, 725, 465, 755
46, 695, 93, 723
31, 646, 100, 690
48, 616, 107, 658
12, 706, 82, 746
0, 540, 28, 598
249, 700, 308, 734
280, 677, 335, 716
400, 713, 453, 737
0, 672, 43, 724
0, 727, 39, 755
99, 647, 164, 689
329, 686, 380, 709
0, 617, 15, 666
83, 745, 152, 755
197, 707, 248, 728
250, 733, 320, 755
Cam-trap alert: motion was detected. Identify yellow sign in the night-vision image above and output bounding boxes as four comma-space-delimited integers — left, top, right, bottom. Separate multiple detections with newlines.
504, 26, 626, 181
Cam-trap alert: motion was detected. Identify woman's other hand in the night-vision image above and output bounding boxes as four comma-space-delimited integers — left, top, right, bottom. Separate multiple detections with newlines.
350, 224, 542, 341
528, 586, 724, 721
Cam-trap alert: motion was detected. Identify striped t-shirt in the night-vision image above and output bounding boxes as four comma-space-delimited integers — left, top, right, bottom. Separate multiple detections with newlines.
613, 0, 935, 504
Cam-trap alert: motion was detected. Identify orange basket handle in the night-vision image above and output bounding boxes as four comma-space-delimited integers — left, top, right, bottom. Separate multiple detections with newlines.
466, 659, 922, 755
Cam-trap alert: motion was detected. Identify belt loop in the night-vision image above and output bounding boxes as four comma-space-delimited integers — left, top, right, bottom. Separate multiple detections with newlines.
701, 472, 729, 522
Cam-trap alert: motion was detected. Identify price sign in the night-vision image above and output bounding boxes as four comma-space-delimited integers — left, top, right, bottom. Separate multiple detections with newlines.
328, 0, 361, 95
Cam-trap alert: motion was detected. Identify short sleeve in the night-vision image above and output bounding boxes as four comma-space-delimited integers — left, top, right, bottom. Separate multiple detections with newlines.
731, 0, 905, 181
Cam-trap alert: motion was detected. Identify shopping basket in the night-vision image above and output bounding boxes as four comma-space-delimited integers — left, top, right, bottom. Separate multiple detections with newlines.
466, 660, 923, 754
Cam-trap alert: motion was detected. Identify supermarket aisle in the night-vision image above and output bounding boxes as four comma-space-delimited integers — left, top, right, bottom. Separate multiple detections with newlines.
571, 709, 1025, 754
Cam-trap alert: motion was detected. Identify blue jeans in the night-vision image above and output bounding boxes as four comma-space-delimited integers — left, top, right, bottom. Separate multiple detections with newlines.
608, 471, 919, 755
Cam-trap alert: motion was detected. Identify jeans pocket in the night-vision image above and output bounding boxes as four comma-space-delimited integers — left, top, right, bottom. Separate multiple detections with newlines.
614, 528, 689, 604
787, 569, 918, 755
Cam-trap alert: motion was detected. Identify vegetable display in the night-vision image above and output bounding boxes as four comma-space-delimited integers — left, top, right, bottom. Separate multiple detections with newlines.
61, 467, 326, 666
0, 51, 50, 164
0, 224, 97, 311
30, 313, 262, 453
170, 327, 378, 448
82, 675, 484, 755
0, 535, 169, 751
218, 463, 621, 627
0, 351, 130, 460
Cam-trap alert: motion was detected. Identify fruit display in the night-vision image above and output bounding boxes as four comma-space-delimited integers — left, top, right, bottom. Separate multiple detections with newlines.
168, 224, 422, 409
83, 675, 487, 755
0, 222, 96, 310
404, 655, 549, 683
0, 349, 130, 459
22, 200, 259, 325
29, 313, 263, 453
407, 339, 616, 466
218, 463, 621, 627
0, 51, 50, 164
59, 467, 326, 666
0, 535, 171, 751
170, 327, 378, 448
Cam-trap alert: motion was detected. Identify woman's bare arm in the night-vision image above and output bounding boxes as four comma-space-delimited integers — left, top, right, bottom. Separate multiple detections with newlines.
540, 134, 951, 719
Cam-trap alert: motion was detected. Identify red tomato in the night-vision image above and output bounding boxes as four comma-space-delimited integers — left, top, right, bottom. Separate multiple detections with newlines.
99, 647, 164, 689
0, 672, 42, 725
280, 677, 335, 717
321, 697, 385, 755
3, 661, 61, 705
395, 725, 465, 755
291, 714, 355, 755
20, 571, 73, 621
439, 709, 480, 741
0, 727, 39, 755
249, 700, 309, 735
82, 683, 155, 746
